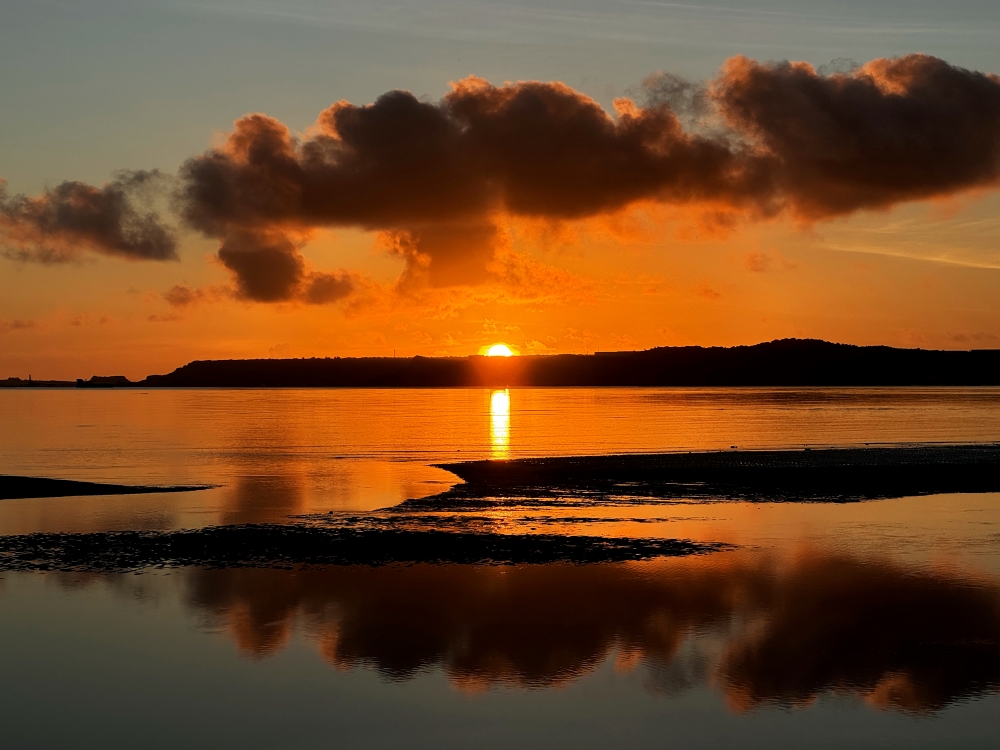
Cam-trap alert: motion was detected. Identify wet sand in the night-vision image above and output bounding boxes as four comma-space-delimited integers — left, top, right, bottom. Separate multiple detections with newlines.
0, 475, 212, 500
5, 444, 999, 572
0, 525, 726, 572
416, 444, 1000, 507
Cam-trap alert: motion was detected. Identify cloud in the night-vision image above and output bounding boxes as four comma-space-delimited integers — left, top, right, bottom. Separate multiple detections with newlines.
7, 54, 999, 304
0, 318, 37, 333
488, 246, 594, 302
161, 235, 354, 308
712, 55, 1000, 219
162, 283, 231, 309
159, 233, 356, 307
163, 285, 205, 308
171, 54, 1000, 299
67, 313, 111, 327
303, 270, 354, 304
216, 231, 355, 304
697, 285, 722, 300
523, 338, 555, 353
217, 231, 305, 302
175, 77, 766, 287
0, 171, 177, 263
380, 220, 500, 289
950, 331, 1000, 345
744, 250, 771, 272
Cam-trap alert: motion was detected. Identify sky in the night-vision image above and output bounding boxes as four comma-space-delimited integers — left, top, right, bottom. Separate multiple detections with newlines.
2, 0, 1000, 379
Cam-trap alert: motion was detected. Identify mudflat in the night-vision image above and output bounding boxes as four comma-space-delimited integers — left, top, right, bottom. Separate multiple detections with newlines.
0, 525, 726, 572
419, 444, 1000, 506
0, 475, 212, 500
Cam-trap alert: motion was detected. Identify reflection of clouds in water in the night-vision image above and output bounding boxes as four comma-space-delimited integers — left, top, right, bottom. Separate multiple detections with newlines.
716, 554, 1000, 713
221, 475, 306, 525
180, 552, 1000, 713
643, 637, 715, 698
219, 463, 459, 524
490, 389, 510, 459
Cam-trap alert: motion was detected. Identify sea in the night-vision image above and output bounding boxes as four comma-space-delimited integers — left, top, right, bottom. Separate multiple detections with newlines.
2, 387, 1000, 749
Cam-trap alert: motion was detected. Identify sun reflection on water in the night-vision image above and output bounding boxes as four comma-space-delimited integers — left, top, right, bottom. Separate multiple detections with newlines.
490, 389, 510, 458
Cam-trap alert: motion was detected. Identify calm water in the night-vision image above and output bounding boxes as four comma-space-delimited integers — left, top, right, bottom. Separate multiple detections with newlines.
2, 388, 1000, 748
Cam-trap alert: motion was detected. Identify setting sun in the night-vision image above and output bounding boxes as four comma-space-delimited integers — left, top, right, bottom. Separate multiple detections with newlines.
486, 344, 514, 357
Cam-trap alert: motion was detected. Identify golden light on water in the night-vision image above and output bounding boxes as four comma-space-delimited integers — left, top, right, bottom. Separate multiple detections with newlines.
486, 344, 514, 357
490, 388, 510, 458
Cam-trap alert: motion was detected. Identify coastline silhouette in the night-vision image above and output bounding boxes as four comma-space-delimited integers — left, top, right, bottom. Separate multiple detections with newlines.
141, 339, 1000, 387
6, 339, 1000, 388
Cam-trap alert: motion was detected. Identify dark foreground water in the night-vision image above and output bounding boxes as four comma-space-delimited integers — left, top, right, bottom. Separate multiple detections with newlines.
2, 388, 1000, 748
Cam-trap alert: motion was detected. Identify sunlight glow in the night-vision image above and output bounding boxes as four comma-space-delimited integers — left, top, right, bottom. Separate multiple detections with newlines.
490, 389, 510, 458
486, 344, 514, 357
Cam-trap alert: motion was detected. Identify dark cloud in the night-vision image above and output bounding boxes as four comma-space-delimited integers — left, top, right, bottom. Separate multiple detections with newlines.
302, 271, 354, 304
160, 238, 353, 308
8, 55, 997, 299
177, 78, 767, 235
714, 55, 1000, 218
217, 230, 353, 304
174, 75, 767, 288
443, 77, 767, 218
0, 170, 177, 262
218, 231, 305, 302
173, 54, 1000, 294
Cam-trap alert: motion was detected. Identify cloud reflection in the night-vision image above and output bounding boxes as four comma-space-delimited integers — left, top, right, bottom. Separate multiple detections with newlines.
220, 475, 307, 525
181, 551, 1000, 713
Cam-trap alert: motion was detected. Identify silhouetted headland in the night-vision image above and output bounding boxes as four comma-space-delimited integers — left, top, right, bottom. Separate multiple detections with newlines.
1, 376, 130, 388
0, 377, 75, 388
0, 475, 213, 500
137, 339, 1000, 388
407, 444, 1000, 507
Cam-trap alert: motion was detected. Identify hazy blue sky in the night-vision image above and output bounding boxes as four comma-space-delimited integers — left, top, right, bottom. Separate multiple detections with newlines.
4, 0, 1000, 191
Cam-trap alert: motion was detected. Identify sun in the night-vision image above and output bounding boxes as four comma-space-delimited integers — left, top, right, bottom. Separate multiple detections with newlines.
486, 344, 514, 357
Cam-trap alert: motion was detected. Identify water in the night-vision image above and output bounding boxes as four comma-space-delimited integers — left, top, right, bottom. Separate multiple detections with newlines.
3, 386, 1000, 532
1, 387, 1000, 748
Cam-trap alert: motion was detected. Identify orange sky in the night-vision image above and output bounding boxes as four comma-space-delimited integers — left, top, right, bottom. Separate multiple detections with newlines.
3, 52, 1000, 379
3, 192, 999, 380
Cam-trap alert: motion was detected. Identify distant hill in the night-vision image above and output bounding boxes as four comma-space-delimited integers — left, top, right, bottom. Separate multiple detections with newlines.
138, 339, 1000, 388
